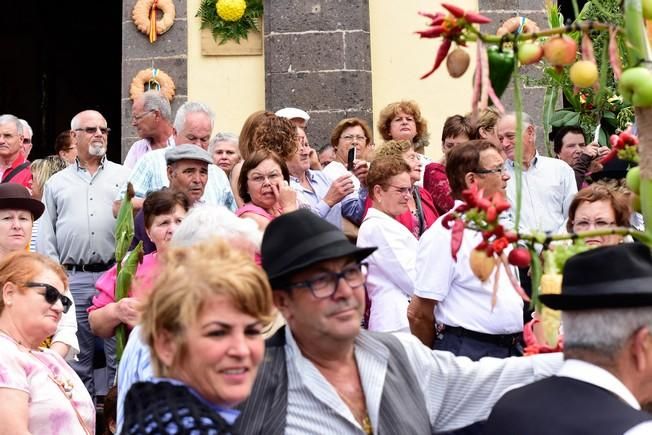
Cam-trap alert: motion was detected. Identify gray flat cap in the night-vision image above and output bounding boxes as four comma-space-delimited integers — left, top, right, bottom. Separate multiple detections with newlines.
165, 144, 213, 165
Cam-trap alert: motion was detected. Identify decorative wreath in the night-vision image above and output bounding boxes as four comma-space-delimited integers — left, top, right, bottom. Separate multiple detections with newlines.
496, 17, 540, 37
132, 0, 176, 43
129, 68, 176, 102
196, 0, 263, 45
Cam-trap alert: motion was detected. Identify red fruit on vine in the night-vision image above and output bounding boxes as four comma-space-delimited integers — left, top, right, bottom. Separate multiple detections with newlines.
486, 206, 497, 222
505, 231, 518, 243
508, 247, 532, 268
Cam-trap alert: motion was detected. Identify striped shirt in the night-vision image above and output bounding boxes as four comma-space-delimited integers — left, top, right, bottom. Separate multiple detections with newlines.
284, 328, 562, 433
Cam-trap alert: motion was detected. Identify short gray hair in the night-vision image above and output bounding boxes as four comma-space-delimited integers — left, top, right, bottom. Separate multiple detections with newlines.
563, 307, 652, 357
171, 205, 261, 249
502, 111, 535, 129
70, 110, 105, 130
18, 119, 32, 137
173, 101, 215, 133
208, 132, 239, 154
141, 90, 172, 122
0, 114, 23, 135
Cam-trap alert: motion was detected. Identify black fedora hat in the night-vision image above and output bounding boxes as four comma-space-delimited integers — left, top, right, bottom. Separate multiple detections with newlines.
261, 209, 376, 288
540, 243, 652, 310
0, 184, 44, 219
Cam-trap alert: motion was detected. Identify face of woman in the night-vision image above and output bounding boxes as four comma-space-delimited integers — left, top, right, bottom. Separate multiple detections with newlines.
572, 199, 621, 246
373, 172, 412, 217
146, 205, 187, 253
336, 125, 368, 164
247, 159, 284, 209
0, 210, 33, 255
403, 149, 421, 184
389, 111, 417, 142
212, 141, 241, 175
167, 295, 265, 408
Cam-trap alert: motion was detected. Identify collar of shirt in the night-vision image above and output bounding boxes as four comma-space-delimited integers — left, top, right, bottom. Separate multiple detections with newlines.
75, 155, 107, 171
507, 151, 539, 169
558, 359, 641, 410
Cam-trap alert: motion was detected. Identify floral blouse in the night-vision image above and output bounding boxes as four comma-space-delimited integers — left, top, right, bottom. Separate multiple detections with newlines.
423, 162, 455, 216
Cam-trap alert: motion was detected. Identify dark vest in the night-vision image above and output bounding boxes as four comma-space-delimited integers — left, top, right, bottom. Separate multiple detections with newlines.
485, 376, 652, 435
235, 326, 432, 434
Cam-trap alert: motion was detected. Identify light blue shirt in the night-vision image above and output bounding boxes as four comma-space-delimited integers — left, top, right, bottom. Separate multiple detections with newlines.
118, 147, 236, 211
505, 153, 577, 234
290, 169, 366, 228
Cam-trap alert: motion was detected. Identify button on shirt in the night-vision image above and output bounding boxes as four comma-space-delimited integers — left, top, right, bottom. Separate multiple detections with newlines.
290, 170, 366, 228
415, 201, 524, 335
37, 157, 130, 264
505, 153, 577, 234
118, 147, 236, 211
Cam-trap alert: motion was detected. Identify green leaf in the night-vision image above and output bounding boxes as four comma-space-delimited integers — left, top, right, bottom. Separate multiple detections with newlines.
543, 86, 559, 156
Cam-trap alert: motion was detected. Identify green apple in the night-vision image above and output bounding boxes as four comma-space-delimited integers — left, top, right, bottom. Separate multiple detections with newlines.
618, 67, 652, 104
633, 79, 652, 107
518, 42, 543, 65
626, 166, 641, 194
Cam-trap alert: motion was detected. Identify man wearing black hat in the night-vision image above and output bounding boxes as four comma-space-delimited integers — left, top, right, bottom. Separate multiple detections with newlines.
235, 209, 563, 434
485, 243, 652, 434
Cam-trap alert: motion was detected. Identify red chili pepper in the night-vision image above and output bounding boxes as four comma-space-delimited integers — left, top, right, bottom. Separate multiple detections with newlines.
486, 205, 497, 222
476, 241, 488, 250
493, 225, 504, 238
476, 197, 492, 211
505, 231, 518, 243
492, 236, 509, 255
609, 27, 622, 80
451, 218, 465, 261
609, 134, 621, 148
441, 212, 456, 229
417, 25, 446, 38
441, 3, 465, 18
620, 131, 639, 146
490, 192, 511, 213
482, 230, 493, 240
600, 148, 619, 165
418, 11, 445, 26
421, 38, 452, 79
455, 203, 468, 213
464, 11, 492, 24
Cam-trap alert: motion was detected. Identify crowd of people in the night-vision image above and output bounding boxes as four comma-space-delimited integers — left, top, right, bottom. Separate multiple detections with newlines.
0, 89, 651, 434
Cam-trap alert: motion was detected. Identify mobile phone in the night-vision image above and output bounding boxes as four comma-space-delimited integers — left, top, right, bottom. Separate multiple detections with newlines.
347, 147, 357, 171
593, 123, 601, 144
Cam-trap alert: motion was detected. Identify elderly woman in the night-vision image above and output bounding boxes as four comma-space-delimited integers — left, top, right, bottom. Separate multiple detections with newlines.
0, 183, 78, 359
236, 150, 297, 231
373, 140, 438, 238
377, 100, 430, 154
0, 251, 95, 434
89, 189, 190, 337
357, 156, 418, 333
122, 239, 274, 433
209, 132, 241, 179
567, 181, 632, 246
322, 117, 373, 192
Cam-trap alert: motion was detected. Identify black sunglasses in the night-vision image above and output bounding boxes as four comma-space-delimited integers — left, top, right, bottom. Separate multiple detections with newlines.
25, 282, 73, 313
75, 126, 110, 135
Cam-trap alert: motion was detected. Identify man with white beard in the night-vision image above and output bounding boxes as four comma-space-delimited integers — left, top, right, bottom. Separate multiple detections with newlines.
37, 109, 130, 400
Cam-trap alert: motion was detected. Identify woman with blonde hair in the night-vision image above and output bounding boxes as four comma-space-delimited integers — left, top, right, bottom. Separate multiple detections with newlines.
122, 240, 274, 433
29, 155, 67, 252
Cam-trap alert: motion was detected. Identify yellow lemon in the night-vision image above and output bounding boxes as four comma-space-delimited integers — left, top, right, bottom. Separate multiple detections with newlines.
216, 0, 246, 21
569, 60, 599, 88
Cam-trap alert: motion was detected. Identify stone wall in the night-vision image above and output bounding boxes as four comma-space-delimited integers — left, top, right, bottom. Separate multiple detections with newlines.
263, 0, 372, 149
121, 0, 189, 160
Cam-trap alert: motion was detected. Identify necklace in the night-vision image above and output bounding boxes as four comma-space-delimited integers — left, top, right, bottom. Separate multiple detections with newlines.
337, 389, 373, 435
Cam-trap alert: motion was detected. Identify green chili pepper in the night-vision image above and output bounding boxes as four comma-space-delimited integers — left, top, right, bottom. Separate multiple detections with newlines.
487, 45, 515, 99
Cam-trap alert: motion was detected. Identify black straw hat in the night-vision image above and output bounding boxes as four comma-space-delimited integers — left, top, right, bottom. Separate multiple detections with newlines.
540, 243, 652, 310
0, 184, 44, 219
261, 209, 376, 288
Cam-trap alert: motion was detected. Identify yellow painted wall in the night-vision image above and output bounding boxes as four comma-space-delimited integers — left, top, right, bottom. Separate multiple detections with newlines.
369, 1, 478, 161
186, 0, 265, 136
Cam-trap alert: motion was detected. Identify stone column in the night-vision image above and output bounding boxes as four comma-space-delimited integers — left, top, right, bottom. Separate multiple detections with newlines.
264, 0, 373, 148
121, 0, 189, 160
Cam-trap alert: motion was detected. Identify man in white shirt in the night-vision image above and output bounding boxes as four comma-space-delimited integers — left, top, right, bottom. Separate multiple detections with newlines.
485, 243, 652, 434
496, 112, 577, 234
408, 140, 524, 360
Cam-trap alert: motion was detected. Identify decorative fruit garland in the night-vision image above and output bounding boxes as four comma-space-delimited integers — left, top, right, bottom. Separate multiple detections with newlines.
129, 68, 176, 102
132, 0, 176, 43
196, 0, 263, 45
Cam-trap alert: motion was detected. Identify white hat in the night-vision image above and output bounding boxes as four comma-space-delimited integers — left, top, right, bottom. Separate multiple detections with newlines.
275, 107, 310, 121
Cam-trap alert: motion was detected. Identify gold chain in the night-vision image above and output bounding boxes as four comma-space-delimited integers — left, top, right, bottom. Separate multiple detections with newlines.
337, 390, 373, 435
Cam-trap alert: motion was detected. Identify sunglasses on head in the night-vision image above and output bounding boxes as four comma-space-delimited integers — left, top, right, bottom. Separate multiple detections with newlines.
24, 282, 73, 313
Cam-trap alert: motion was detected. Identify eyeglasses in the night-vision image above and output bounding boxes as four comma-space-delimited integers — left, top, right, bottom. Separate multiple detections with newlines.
573, 219, 616, 231
24, 282, 73, 313
387, 184, 414, 196
132, 110, 155, 122
340, 135, 367, 142
474, 167, 505, 175
248, 172, 282, 184
75, 126, 110, 135
287, 263, 368, 299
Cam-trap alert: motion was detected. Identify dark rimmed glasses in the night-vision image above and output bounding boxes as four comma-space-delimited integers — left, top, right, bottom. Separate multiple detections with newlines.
287, 263, 368, 299
25, 282, 73, 313
474, 167, 505, 175
75, 126, 110, 135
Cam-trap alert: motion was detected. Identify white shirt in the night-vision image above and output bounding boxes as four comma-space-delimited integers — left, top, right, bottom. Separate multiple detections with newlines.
415, 201, 524, 334
505, 153, 577, 234
322, 161, 361, 192
559, 359, 652, 434
357, 208, 417, 332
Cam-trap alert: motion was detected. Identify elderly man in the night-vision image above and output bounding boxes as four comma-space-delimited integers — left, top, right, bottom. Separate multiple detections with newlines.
485, 243, 652, 434
408, 140, 523, 360
0, 114, 32, 188
496, 112, 577, 234
131, 144, 213, 254
18, 119, 33, 159
115, 101, 235, 214
124, 90, 175, 168
233, 209, 562, 434
37, 109, 130, 398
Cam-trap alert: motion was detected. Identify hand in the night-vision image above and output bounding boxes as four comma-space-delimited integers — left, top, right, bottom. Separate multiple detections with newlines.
587, 145, 609, 173
324, 174, 355, 207
272, 180, 298, 212
582, 143, 600, 159
352, 160, 369, 187
115, 297, 140, 327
